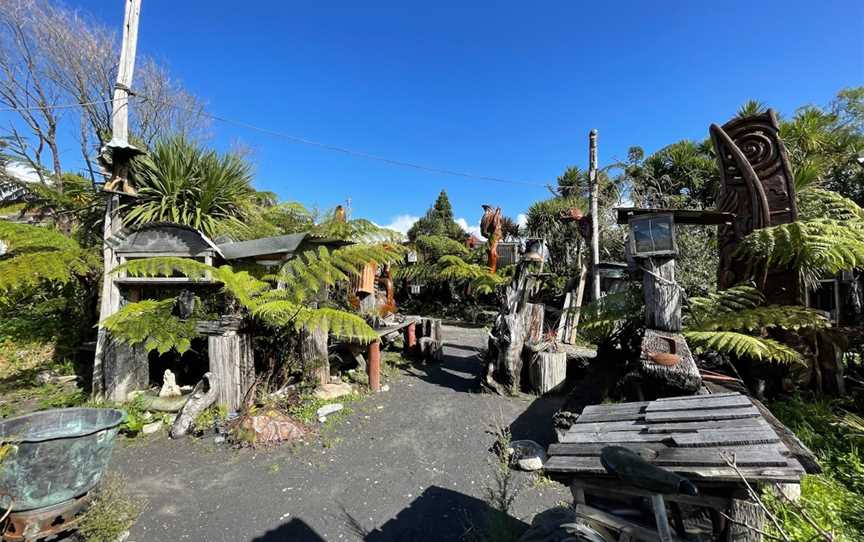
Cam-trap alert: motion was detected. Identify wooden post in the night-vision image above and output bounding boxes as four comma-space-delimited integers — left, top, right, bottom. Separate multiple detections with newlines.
368, 340, 381, 392
92, 0, 142, 399
301, 325, 330, 386
208, 333, 254, 411
643, 257, 681, 332
588, 129, 600, 302
530, 352, 567, 394
650, 495, 674, 542
726, 499, 764, 542
403, 321, 416, 358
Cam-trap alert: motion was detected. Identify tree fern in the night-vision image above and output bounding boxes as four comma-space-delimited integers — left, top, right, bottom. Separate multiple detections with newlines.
309, 211, 402, 243
736, 219, 864, 288
577, 289, 644, 346
100, 299, 198, 355
435, 254, 506, 294
683, 331, 801, 363
798, 188, 864, 221
686, 284, 765, 321
0, 221, 98, 292
695, 306, 829, 333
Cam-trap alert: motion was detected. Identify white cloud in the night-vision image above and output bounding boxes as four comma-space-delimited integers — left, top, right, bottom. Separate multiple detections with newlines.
381, 214, 419, 235
516, 213, 528, 229
456, 217, 485, 240
4, 162, 41, 184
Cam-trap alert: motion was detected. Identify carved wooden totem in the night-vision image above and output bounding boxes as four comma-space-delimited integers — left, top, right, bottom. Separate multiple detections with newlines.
710, 110, 800, 305
480, 204, 503, 273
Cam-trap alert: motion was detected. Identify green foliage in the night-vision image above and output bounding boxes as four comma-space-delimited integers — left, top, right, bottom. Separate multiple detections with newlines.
525, 195, 586, 278
798, 188, 864, 221
577, 289, 643, 347
77, 473, 145, 542
310, 210, 401, 243
407, 190, 466, 242
126, 135, 255, 237
735, 218, 864, 289
436, 255, 507, 294
766, 395, 864, 539
100, 299, 198, 355
193, 404, 228, 433
414, 234, 469, 260
683, 331, 801, 364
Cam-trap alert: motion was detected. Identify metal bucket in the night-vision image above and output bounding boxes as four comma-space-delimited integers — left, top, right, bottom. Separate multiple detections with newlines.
0, 408, 125, 512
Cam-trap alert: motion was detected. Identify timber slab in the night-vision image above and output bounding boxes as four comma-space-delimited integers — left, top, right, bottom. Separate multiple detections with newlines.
546, 392, 806, 485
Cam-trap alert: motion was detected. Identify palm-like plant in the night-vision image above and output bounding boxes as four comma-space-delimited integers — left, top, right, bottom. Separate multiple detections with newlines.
126, 136, 255, 237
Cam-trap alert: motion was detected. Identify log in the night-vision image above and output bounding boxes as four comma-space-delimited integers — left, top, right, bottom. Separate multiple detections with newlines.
524, 302, 545, 344
419, 337, 443, 362
170, 372, 218, 438
103, 339, 148, 402
725, 499, 764, 542
643, 257, 681, 332
531, 351, 567, 394
301, 325, 330, 385
208, 333, 255, 411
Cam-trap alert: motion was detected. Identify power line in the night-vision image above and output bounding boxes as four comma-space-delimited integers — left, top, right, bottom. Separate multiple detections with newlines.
138, 96, 551, 188
0, 97, 119, 113
2, 94, 553, 188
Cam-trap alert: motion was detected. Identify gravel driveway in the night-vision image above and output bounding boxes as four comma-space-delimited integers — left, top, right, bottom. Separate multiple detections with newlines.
111, 324, 569, 541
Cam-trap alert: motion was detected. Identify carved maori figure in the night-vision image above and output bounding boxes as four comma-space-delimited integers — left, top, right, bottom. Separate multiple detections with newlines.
710, 110, 800, 305
480, 204, 503, 273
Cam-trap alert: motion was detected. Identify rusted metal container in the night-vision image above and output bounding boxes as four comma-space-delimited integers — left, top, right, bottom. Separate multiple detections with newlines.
0, 408, 125, 512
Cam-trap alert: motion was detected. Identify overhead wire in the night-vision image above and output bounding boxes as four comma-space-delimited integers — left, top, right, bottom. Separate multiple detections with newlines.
1, 94, 552, 188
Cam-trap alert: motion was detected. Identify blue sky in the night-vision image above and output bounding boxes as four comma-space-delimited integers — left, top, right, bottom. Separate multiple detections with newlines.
10, 1, 864, 234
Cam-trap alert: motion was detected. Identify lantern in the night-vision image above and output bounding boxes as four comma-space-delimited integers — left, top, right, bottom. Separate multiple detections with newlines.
628, 213, 677, 258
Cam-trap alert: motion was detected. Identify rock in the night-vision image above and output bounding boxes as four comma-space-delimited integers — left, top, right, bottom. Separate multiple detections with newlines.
214, 435, 226, 444
229, 408, 305, 445
380, 384, 390, 392
313, 382, 353, 401
507, 440, 547, 471
35, 370, 78, 386
141, 420, 163, 435
316, 403, 343, 419
159, 369, 182, 398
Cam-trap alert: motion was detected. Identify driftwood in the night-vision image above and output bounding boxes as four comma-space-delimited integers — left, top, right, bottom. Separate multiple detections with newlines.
642, 257, 681, 332
170, 372, 218, 438
485, 266, 545, 394
417, 317, 443, 362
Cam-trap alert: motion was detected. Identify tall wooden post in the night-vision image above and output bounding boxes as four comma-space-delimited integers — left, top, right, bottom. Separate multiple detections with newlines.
588, 129, 600, 301
368, 340, 381, 392
92, 0, 142, 399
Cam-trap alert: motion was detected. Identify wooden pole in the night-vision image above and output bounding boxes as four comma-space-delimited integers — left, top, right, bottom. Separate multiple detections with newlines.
403, 321, 416, 358
588, 129, 600, 301
92, 0, 142, 399
368, 340, 381, 392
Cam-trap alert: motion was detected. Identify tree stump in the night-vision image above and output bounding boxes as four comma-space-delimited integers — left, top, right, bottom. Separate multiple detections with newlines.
170, 372, 218, 438
725, 499, 764, 542
301, 325, 330, 386
208, 333, 254, 411
530, 351, 567, 394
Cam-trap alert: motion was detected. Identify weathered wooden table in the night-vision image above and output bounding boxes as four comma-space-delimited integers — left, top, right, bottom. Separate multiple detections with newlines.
544, 392, 806, 541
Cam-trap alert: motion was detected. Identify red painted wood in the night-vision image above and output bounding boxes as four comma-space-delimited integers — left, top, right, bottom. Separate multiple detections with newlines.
368, 340, 381, 392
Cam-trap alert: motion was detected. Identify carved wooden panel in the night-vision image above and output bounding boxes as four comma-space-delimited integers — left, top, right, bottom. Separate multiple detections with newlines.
710, 110, 800, 305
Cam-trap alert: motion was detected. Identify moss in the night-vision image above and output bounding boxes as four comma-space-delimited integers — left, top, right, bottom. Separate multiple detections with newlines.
77, 473, 145, 542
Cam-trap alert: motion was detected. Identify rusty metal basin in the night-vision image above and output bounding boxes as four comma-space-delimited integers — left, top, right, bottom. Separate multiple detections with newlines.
0, 408, 125, 512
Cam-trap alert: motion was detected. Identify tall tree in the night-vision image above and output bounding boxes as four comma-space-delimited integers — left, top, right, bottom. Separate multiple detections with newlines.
407, 190, 466, 242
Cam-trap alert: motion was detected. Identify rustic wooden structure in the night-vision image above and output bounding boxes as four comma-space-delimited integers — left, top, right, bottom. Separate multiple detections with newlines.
361, 316, 428, 392
530, 351, 567, 394
545, 392, 806, 541
710, 110, 800, 305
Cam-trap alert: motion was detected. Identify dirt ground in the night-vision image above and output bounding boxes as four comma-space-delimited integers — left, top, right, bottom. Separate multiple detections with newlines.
109, 324, 571, 541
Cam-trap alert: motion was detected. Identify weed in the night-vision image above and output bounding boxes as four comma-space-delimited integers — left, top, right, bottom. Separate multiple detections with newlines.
480, 421, 524, 542
77, 473, 145, 542
193, 404, 228, 434
530, 473, 556, 489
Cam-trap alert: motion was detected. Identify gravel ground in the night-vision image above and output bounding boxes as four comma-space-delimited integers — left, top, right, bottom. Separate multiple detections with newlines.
110, 324, 570, 542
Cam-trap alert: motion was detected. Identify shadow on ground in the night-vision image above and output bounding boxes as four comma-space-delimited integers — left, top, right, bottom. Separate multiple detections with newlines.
252, 486, 527, 542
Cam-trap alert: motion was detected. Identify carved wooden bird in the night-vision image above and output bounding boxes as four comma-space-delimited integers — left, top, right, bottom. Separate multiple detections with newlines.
480, 205, 502, 239
334, 205, 347, 223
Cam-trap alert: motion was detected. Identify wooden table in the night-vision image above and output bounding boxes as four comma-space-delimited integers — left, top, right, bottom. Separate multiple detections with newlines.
544, 392, 806, 541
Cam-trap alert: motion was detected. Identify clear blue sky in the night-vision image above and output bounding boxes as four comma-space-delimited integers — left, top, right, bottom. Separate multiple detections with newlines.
45, 1, 864, 232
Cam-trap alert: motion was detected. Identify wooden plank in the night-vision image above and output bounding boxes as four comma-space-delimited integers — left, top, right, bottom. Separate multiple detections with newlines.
672, 428, 780, 448
645, 418, 768, 434
645, 406, 759, 423
563, 420, 648, 433
575, 504, 676, 542
570, 480, 730, 510
576, 411, 647, 423
545, 455, 606, 474
654, 448, 788, 467
581, 401, 649, 415
655, 392, 740, 402
560, 431, 672, 444
545, 457, 804, 483
645, 394, 751, 412
548, 443, 669, 457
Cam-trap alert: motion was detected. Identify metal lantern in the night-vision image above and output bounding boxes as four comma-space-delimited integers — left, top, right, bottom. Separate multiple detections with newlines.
627, 213, 677, 258
522, 239, 544, 262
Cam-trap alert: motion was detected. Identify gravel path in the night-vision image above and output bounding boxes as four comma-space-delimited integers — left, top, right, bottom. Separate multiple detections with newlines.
111, 324, 569, 541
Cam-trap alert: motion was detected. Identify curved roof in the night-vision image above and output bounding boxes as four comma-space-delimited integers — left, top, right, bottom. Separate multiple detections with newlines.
108, 222, 223, 258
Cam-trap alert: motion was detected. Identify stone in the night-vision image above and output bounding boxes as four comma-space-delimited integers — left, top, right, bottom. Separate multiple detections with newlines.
380, 384, 390, 392
141, 420, 163, 435
507, 440, 547, 471
316, 403, 344, 420
230, 408, 306, 445
214, 435, 226, 444
158, 369, 182, 398
313, 382, 353, 401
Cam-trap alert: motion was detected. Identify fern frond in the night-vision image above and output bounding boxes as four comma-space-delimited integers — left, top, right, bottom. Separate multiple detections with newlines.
114, 256, 212, 280
798, 188, 864, 221
0, 220, 78, 252
696, 305, 829, 333
414, 235, 469, 259
684, 331, 802, 364
251, 301, 378, 343
101, 299, 197, 355
577, 290, 643, 346
0, 222, 98, 291
310, 215, 402, 243
736, 219, 864, 288
687, 285, 765, 323
435, 255, 506, 294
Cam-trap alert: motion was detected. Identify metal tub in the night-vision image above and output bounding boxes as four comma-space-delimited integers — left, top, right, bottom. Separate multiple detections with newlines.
0, 408, 125, 512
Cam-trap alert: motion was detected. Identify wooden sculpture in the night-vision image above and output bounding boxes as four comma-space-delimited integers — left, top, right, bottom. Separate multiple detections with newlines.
480, 205, 503, 273
710, 110, 800, 305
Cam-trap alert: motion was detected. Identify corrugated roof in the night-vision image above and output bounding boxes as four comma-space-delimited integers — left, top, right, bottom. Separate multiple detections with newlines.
217, 232, 309, 260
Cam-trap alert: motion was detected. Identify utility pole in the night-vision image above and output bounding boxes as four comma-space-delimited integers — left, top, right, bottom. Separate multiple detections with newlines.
588, 129, 600, 301
92, 0, 143, 399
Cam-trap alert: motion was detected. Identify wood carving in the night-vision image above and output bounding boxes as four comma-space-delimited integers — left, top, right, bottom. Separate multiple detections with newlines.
480, 205, 503, 272
710, 110, 800, 305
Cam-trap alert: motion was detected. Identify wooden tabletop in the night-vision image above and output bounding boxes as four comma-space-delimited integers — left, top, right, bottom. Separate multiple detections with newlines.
545, 392, 806, 485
